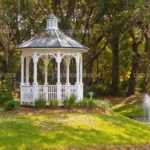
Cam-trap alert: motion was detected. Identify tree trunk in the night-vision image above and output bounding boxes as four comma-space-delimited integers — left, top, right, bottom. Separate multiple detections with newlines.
127, 44, 140, 96
85, 62, 93, 85
145, 34, 150, 63
110, 34, 120, 95
143, 25, 150, 92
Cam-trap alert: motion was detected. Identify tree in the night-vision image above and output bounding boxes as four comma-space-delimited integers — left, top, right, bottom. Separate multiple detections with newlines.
127, 29, 143, 96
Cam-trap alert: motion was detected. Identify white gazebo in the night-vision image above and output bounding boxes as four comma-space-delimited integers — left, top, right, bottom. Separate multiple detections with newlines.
16, 14, 88, 105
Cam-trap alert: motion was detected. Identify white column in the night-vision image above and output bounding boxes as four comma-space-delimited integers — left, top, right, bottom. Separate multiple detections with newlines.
43, 56, 49, 101
33, 53, 38, 85
33, 53, 38, 102
26, 56, 30, 85
80, 53, 83, 83
43, 56, 49, 85
66, 57, 71, 85
56, 52, 62, 100
20, 55, 25, 104
65, 56, 71, 97
76, 53, 81, 101
57, 53, 61, 84
21, 55, 25, 85
76, 53, 80, 84
80, 53, 83, 99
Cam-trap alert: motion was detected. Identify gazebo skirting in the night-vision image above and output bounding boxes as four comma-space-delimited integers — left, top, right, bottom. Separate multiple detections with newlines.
21, 84, 83, 105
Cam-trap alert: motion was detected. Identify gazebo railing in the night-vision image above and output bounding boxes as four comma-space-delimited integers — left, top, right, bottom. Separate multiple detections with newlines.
21, 85, 34, 104
37, 85, 57, 100
61, 85, 77, 99
21, 84, 79, 104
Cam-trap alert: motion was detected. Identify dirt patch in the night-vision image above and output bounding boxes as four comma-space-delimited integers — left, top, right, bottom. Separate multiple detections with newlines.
0, 107, 109, 115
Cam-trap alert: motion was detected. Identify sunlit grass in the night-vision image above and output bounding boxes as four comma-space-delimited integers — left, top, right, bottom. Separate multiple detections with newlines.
112, 104, 143, 117
0, 113, 150, 150
111, 95, 144, 117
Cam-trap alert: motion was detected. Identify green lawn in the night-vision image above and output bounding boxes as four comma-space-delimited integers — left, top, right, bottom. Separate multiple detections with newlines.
111, 95, 144, 117
0, 113, 150, 150
112, 104, 143, 117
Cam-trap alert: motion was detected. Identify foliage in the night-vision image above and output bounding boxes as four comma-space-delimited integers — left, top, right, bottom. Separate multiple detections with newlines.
0, 0, 150, 96
0, 77, 14, 106
62, 96, 76, 109
114, 105, 143, 117
3, 100, 18, 111
49, 100, 59, 109
35, 98, 46, 108
95, 99, 112, 110
85, 84, 111, 97
0, 113, 150, 149
111, 95, 144, 117
78, 99, 96, 109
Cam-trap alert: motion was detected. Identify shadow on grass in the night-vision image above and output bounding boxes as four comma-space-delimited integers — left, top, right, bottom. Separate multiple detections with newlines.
0, 114, 150, 150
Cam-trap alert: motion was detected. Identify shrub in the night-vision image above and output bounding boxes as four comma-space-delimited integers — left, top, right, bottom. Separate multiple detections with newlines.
85, 84, 110, 97
62, 96, 76, 108
78, 99, 96, 109
0, 79, 14, 106
49, 100, 58, 109
4, 100, 18, 111
35, 98, 46, 108
96, 100, 112, 110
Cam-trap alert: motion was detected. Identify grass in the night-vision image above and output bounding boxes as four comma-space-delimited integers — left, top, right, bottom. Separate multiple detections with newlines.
0, 113, 150, 150
112, 104, 143, 117
111, 94, 144, 117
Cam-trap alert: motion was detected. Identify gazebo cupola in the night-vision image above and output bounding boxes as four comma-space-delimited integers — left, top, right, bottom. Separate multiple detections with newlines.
16, 13, 88, 105
46, 14, 58, 30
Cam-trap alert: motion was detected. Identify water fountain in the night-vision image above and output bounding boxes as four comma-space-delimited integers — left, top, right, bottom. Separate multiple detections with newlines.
143, 94, 150, 123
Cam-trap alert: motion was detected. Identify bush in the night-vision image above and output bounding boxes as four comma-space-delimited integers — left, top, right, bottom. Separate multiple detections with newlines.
4, 100, 18, 111
0, 79, 14, 106
62, 96, 76, 109
95, 100, 112, 110
78, 99, 96, 109
49, 100, 58, 109
35, 98, 46, 108
85, 84, 110, 97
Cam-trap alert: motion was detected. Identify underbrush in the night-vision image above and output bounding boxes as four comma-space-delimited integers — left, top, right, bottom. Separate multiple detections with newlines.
0, 77, 18, 111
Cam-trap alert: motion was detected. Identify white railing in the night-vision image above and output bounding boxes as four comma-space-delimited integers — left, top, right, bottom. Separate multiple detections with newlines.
61, 85, 77, 99
21, 84, 79, 104
21, 85, 33, 104
37, 85, 57, 101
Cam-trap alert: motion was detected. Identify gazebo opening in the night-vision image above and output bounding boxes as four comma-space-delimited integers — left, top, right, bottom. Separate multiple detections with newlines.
16, 13, 88, 105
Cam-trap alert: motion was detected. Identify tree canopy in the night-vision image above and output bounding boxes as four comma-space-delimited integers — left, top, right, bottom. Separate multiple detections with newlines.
0, 0, 150, 96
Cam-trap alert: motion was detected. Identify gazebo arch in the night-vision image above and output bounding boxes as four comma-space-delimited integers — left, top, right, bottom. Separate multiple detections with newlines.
16, 13, 88, 105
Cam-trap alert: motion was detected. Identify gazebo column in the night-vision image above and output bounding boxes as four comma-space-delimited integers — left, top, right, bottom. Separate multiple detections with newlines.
20, 55, 25, 104
80, 53, 83, 99
65, 57, 71, 85
56, 52, 62, 100
43, 56, 49, 101
25, 56, 30, 85
76, 53, 80, 101
21, 55, 25, 85
65, 56, 71, 97
33, 53, 38, 102
43, 56, 49, 85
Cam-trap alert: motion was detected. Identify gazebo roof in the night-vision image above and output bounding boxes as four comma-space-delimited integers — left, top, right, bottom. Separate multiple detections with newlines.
16, 14, 88, 51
